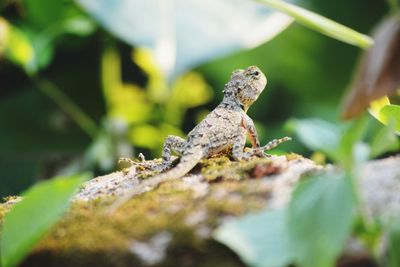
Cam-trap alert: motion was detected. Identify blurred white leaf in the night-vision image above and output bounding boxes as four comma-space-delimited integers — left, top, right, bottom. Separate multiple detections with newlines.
75, 0, 297, 79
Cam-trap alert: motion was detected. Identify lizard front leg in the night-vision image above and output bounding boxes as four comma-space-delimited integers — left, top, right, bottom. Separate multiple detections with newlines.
242, 115, 266, 157
242, 115, 260, 148
232, 127, 249, 161
232, 132, 265, 160
162, 135, 187, 161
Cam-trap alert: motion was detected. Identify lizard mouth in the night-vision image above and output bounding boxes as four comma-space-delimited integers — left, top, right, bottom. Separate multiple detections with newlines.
240, 85, 264, 107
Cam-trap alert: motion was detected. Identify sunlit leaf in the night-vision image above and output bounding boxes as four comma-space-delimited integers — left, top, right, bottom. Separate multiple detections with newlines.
0, 173, 90, 267
109, 84, 154, 123
289, 173, 355, 267
164, 72, 213, 125
129, 124, 163, 149
369, 96, 391, 123
369, 99, 400, 134
380, 104, 400, 133
171, 72, 213, 108
0, 18, 35, 73
369, 125, 399, 158
129, 123, 184, 151
132, 48, 168, 103
76, 0, 297, 79
214, 208, 293, 267
102, 47, 154, 123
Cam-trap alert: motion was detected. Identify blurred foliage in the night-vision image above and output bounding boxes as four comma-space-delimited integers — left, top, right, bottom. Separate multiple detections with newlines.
288, 173, 355, 267
86, 45, 212, 170
216, 172, 355, 267
0, 0, 391, 196
215, 114, 398, 267
370, 97, 400, 133
388, 220, 400, 266
75, 0, 298, 79
214, 208, 292, 267
287, 116, 399, 166
1, 173, 89, 267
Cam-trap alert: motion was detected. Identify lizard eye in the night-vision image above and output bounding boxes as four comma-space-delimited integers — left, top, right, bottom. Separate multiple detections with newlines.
253, 71, 259, 76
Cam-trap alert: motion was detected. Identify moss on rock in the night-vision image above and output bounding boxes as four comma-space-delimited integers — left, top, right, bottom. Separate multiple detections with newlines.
0, 155, 317, 267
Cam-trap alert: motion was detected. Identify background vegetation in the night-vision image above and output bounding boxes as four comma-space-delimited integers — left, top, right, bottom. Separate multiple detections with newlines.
0, 0, 389, 197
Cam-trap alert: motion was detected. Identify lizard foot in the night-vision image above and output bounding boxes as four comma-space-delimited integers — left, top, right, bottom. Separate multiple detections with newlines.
241, 136, 291, 159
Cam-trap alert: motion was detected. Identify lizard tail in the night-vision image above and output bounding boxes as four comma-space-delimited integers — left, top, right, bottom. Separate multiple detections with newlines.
260, 136, 291, 151
107, 148, 203, 214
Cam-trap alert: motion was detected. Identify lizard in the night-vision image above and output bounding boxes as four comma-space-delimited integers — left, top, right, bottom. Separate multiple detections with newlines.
109, 66, 290, 213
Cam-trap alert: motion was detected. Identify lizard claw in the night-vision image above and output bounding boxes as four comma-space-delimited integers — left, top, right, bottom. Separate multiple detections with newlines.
253, 149, 267, 158
138, 153, 146, 162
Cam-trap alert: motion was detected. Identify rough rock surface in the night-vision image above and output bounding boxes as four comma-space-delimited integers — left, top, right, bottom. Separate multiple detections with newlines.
1, 155, 399, 267
360, 156, 400, 221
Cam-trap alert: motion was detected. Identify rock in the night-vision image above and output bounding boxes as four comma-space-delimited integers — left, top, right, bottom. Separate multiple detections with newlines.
1, 155, 399, 267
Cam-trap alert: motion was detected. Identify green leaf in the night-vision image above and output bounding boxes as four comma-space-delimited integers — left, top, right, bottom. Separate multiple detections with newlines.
0, 173, 90, 267
256, 0, 373, 49
388, 220, 400, 267
369, 125, 400, 158
30, 16, 96, 70
289, 118, 373, 168
214, 208, 293, 267
380, 104, 400, 134
288, 173, 355, 267
287, 118, 341, 161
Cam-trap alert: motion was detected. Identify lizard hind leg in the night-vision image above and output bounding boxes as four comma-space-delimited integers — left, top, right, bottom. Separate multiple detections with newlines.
162, 135, 187, 162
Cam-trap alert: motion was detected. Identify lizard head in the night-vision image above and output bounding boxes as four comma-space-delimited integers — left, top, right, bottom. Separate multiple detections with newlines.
224, 66, 267, 111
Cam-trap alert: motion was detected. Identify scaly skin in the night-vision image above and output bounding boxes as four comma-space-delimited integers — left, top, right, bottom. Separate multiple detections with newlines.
109, 66, 290, 213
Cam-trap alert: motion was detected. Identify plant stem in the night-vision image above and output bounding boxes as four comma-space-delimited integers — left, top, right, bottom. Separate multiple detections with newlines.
255, 0, 374, 49
34, 76, 99, 138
